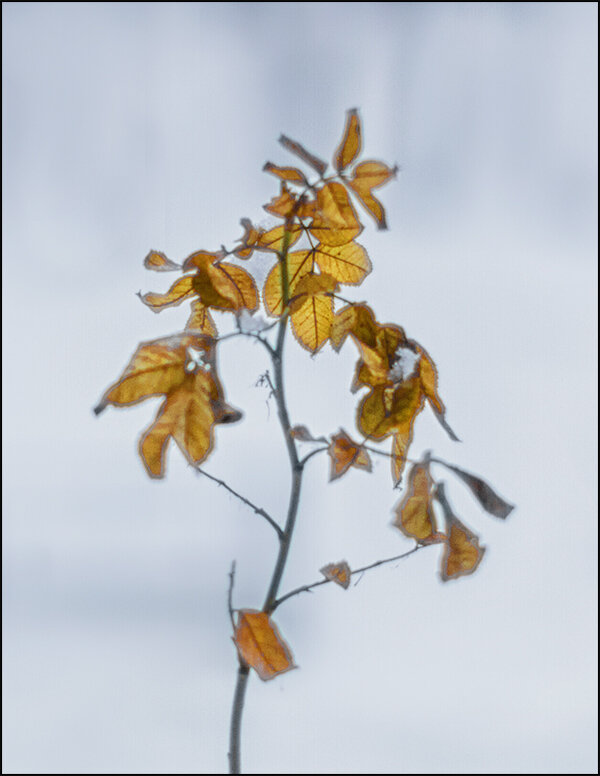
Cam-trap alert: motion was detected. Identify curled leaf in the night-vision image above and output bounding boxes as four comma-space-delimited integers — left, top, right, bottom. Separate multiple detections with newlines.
140, 276, 195, 311
334, 108, 362, 172
443, 464, 514, 519
263, 162, 308, 186
233, 610, 296, 681
347, 160, 398, 230
320, 561, 352, 590
290, 425, 327, 443
435, 483, 486, 581
279, 134, 327, 176
263, 183, 298, 219
143, 251, 181, 271
328, 429, 372, 481
234, 218, 264, 260
186, 301, 218, 337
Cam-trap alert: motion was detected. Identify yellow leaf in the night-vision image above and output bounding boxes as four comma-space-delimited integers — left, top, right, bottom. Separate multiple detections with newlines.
140, 276, 195, 311
263, 183, 298, 219
320, 561, 352, 590
256, 223, 303, 253
330, 303, 378, 351
416, 344, 459, 441
288, 273, 336, 353
181, 249, 225, 272
328, 429, 372, 481
233, 610, 296, 681
309, 183, 362, 247
234, 218, 263, 260
393, 464, 437, 541
263, 250, 314, 316
348, 160, 398, 230
143, 250, 180, 271
313, 241, 371, 285
263, 162, 308, 185
334, 108, 362, 172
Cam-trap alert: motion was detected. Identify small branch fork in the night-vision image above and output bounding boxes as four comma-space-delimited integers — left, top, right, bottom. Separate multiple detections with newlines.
271, 544, 426, 611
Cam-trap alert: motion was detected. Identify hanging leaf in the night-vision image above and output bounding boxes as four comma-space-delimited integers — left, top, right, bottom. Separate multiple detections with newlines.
443, 464, 514, 519
279, 134, 327, 176
288, 273, 337, 353
330, 303, 378, 351
416, 344, 459, 442
328, 429, 372, 481
143, 250, 180, 271
334, 108, 362, 172
320, 561, 352, 590
347, 160, 398, 230
392, 463, 438, 542
312, 241, 371, 286
94, 334, 240, 477
309, 183, 362, 247
263, 162, 308, 186
435, 483, 486, 581
233, 610, 296, 682
290, 425, 327, 443
139, 276, 195, 312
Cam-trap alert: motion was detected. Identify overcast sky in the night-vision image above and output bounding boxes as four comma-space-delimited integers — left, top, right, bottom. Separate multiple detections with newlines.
3, 3, 597, 774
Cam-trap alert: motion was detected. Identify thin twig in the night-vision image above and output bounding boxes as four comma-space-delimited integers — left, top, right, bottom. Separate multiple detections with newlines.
227, 561, 237, 630
195, 467, 283, 540
271, 544, 426, 611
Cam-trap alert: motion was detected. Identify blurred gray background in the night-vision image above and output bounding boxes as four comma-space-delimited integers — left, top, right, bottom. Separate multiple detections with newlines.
3, 3, 597, 773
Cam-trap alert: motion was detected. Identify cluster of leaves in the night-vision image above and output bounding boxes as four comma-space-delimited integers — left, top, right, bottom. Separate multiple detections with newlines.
96, 110, 513, 684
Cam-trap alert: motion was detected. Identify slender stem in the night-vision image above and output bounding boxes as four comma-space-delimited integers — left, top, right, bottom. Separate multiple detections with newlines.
196, 466, 283, 539
228, 663, 250, 775
272, 544, 425, 611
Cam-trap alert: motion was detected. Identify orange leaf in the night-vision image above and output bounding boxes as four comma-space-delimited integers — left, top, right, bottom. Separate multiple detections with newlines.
143, 250, 180, 271
309, 183, 362, 247
233, 610, 296, 681
393, 464, 437, 542
328, 429, 372, 481
440, 516, 486, 581
334, 108, 362, 172
313, 241, 371, 286
263, 162, 308, 186
320, 561, 352, 590
186, 301, 218, 337
348, 160, 398, 230
279, 134, 327, 176
181, 249, 225, 272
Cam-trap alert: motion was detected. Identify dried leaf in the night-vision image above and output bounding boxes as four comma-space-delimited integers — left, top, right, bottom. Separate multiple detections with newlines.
264, 183, 298, 219
435, 484, 486, 581
334, 108, 362, 172
279, 134, 327, 176
416, 345, 459, 441
290, 425, 327, 442
263, 162, 308, 186
234, 218, 263, 260
181, 249, 225, 272
312, 241, 371, 286
444, 464, 514, 519
233, 610, 296, 681
320, 561, 352, 590
348, 161, 398, 230
143, 250, 180, 271
330, 304, 378, 351
328, 429, 372, 481
309, 183, 362, 247
393, 464, 437, 542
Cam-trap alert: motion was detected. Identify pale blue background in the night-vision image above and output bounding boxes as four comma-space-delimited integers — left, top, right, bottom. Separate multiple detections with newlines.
3, 3, 597, 773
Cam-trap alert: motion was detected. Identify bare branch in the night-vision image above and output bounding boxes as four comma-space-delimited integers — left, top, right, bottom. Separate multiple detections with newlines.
195, 467, 283, 540
227, 561, 237, 630
271, 544, 427, 611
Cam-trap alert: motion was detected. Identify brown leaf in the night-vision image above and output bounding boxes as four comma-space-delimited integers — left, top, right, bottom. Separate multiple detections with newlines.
330, 304, 378, 351
309, 183, 362, 247
393, 463, 437, 542
320, 561, 352, 590
328, 429, 372, 481
334, 108, 362, 172
416, 344, 459, 441
435, 484, 486, 581
263, 183, 298, 219
233, 610, 296, 681
143, 250, 181, 271
234, 218, 264, 260
263, 162, 308, 186
444, 464, 514, 519
279, 134, 327, 176
289, 425, 327, 443
185, 301, 218, 337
